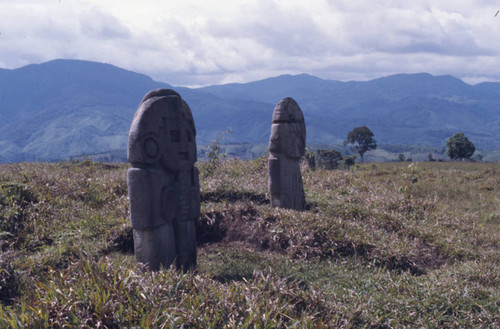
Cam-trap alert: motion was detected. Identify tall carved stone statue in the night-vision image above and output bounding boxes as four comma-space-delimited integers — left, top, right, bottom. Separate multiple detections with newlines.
127, 89, 199, 271
268, 97, 306, 210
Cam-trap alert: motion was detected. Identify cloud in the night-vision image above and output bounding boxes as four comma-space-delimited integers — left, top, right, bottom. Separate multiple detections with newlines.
79, 8, 131, 40
206, 1, 332, 56
0, 1, 132, 66
1, 0, 500, 86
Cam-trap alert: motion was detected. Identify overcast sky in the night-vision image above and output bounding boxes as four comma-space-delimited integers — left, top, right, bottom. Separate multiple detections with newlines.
1, 0, 499, 87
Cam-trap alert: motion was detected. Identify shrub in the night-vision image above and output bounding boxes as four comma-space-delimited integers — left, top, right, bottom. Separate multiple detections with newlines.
315, 149, 342, 170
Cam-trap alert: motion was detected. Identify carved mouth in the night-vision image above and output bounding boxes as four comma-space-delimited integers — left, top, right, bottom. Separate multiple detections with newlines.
179, 151, 189, 160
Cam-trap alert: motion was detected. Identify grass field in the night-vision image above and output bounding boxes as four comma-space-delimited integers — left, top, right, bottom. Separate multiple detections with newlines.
0, 159, 498, 328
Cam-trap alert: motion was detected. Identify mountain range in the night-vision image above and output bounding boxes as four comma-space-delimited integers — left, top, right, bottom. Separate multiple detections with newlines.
0, 59, 499, 162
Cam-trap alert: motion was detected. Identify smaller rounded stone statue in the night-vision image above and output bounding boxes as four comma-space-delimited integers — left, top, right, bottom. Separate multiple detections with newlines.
127, 89, 199, 271
268, 97, 306, 210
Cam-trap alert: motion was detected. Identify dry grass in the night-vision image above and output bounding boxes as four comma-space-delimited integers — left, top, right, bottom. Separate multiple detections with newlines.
0, 158, 498, 328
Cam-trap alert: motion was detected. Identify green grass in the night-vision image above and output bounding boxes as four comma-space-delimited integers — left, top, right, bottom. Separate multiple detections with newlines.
0, 158, 498, 328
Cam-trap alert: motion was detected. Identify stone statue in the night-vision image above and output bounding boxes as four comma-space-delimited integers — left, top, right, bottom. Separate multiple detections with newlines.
268, 97, 306, 210
127, 89, 199, 271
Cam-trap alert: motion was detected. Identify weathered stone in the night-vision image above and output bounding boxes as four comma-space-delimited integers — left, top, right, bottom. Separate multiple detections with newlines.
127, 89, 199, 271
268, 97, 306, 210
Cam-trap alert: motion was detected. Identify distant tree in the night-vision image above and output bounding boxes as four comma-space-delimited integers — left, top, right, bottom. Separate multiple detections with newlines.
207, 127, 232, 166
344, 126, 377, 162
398, 153, 406, 162
446, 132, 475, 161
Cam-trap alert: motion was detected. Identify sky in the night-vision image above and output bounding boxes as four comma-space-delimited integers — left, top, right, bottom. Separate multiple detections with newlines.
1, 0, 499, 87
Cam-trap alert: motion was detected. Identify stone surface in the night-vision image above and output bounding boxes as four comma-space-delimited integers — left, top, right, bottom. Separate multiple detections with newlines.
128, 89, 199, 271
268, 97, 306, 210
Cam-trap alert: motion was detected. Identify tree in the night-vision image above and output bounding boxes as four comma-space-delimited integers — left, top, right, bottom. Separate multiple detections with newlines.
446, 132, 475, 161
344, 126, 377, 162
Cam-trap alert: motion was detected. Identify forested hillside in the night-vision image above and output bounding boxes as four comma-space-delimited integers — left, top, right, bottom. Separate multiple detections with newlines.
1, 60, 499, 162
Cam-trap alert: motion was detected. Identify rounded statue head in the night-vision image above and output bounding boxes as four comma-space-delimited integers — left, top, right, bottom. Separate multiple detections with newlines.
272, 97, 305, 124
128, 89, 197, 171
269, 97, 306, 159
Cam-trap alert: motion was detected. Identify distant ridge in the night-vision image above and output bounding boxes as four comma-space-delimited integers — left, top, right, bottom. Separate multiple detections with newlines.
0, 59, 499, 162
0, 59, 171, 162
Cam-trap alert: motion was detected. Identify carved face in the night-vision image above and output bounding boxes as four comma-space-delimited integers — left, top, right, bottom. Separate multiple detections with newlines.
128, 91, 197, 171
269, 123, 305, 159
158, 99, 197, 172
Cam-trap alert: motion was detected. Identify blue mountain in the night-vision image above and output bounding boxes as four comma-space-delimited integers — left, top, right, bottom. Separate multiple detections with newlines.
0, 59, 498, 162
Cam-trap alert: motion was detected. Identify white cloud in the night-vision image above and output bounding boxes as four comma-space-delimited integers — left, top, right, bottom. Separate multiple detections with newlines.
1, 0, 500, 85
79, 8, 131, 40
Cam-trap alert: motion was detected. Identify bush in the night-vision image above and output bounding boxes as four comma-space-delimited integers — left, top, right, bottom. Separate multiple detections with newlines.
304, 148, 316, 170
315, 149, 342, 170
342, 155, 357, 168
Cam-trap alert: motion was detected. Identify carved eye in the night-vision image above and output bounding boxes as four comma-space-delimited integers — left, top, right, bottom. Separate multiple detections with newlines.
143, 137, 158, 158
170, 130, 180, 142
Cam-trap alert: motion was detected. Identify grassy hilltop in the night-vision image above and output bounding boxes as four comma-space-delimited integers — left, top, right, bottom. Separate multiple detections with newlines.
0, 159, 498, 328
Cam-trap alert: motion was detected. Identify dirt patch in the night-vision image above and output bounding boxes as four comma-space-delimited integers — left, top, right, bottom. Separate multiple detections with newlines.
106, 225, 134, 254
196, 203, 287, 254
196, 205, 448, 276
373, 255, 425, 276
370, 239, 448, 276
411, 241, 448, 271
